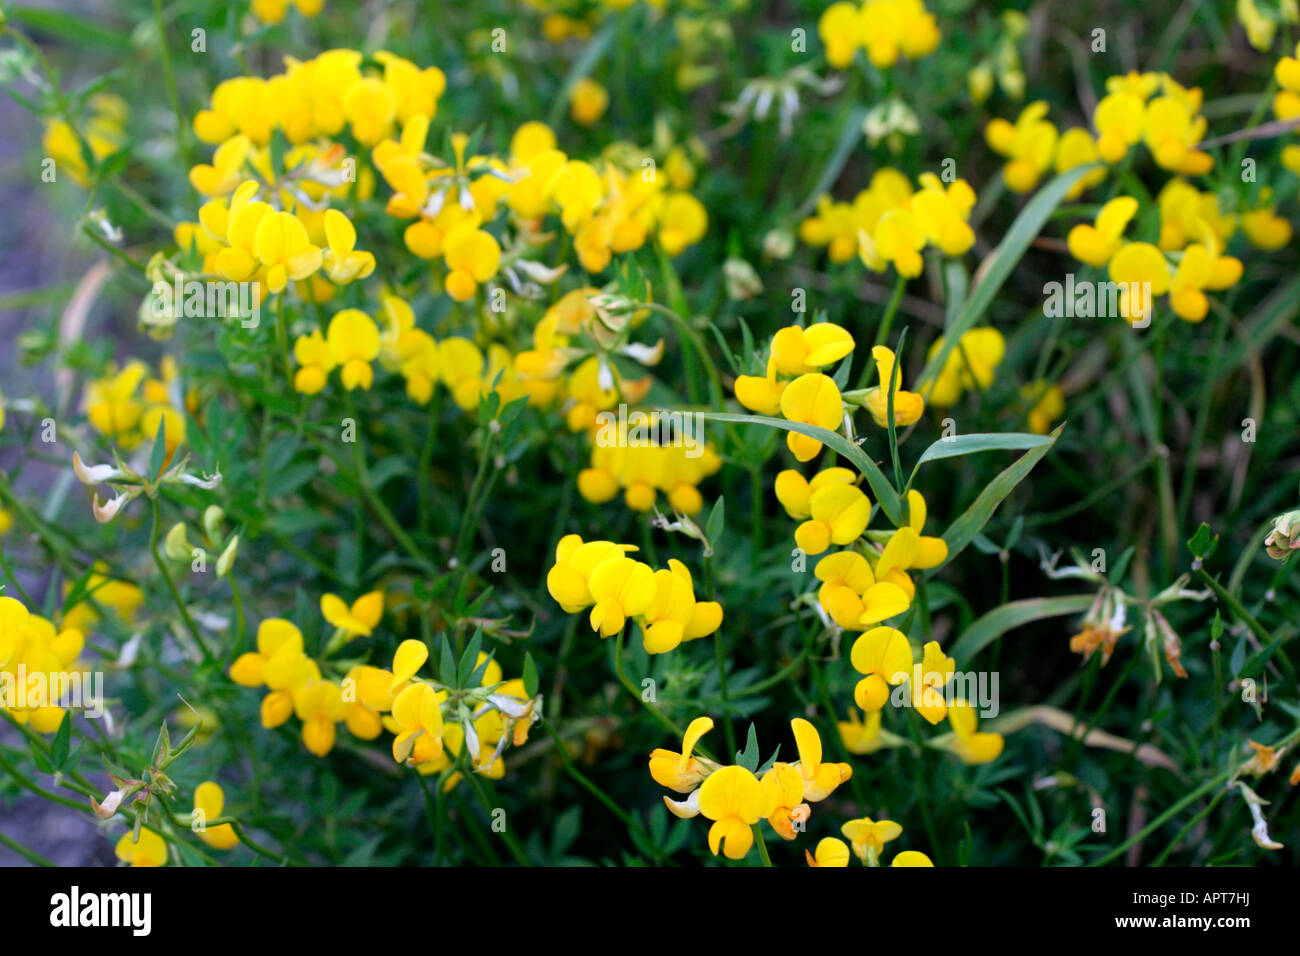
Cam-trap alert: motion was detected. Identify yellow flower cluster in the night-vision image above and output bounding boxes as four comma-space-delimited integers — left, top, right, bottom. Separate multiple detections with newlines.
0, 596, 85, 733
921, 327, 1005, 407
546, 535, 722, 651
579, 433, 722, 516
800, 169, 977, 275
230, 593, 539, 784
42, 93, 127, 187
376, 116, 706, 287
806, 819, 932, 867
987, 72, 1214, 195
83, 358, 192, 458
354, 640, 538, 785
229, 594, 384, 757
1067, 194, 1244, 324
251, 0, 323, 24
649, 716, 851, 859
818, 0, 941, 70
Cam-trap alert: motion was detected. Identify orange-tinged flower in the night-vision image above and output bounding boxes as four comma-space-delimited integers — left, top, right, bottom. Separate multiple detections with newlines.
648, 716, 716, 793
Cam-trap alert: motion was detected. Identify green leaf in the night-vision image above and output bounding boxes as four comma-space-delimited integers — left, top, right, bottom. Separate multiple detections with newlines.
948, 594, 1095, 667
919, 163, 1101, 385
30, 739, 54, 775
522, 652, 539, 698
148, 416, 167, 480
705, 496, 725, 548
794, 106, 870, 217
1188, 523, 1219, 561
458, 628, 485, 687
8, 7, 132, 53
693, 411, 904, 525
735, 723, 760, 772
909, 432, 1053, 479
439, 635, 457, 687
50, 712, 72, 770
938, 424, 1062, 569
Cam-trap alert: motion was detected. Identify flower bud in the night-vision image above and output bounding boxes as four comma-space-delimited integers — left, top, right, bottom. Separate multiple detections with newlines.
1264, 509, 1300, 560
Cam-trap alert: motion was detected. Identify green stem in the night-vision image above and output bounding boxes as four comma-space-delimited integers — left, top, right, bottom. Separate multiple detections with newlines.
152, 0, 192, 169
149, 496, 215, 665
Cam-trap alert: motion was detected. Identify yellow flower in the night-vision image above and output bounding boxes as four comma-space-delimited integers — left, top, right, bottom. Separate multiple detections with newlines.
791, 717, 852, 801
320, 209, 375, 284
1067, 196, 1139, 267
697, 765, 767, 860
850, 625, 913, 711
891, 849, 934, 866
658, 193, 708, 256
189, 134, 252, 196
343, 76, 397, 146
639, 560, 724, 653
252, 0, 323, 24
1168, 235, 1243, 323
793, 482, 871, 556
115, 827, 168, 867
774, 466, 856, 519
862, 345, 925, 427
569, 77, 610, 126
985, 101, 1058, 192
859, 206, 926, 277
293, 679, 348, 756
649, 716, 717, 793
254, 210, 323, 293
921, 327, 1004, 407
779, 373, 844, 462
1054, 128, 1107, 198
945, 698, 1004, 764
321, 591, 383, 637
390, 682, 445, 765
443, 224, 501, 301
1143, 80, 1212, 176
546, 534, 639, 611
841, 816, 902, 864
770, 324, 856, 376
800, 196, 860, 263
229, 618, 314, 728
815, 551, 911, 627
838, 708, 885, 754
194, 782, 239, 850
292, 329, 336, 394
761, 762, 810, 840
909, 640, 955, 725
587, 556, 657, 636
1241, 198, 1293, 250
911, 174, 976, 256
734, 357, 787, 416
326, 309, 381, 389
1093, 89, 1147, 164
805, 836, 852, 866
1108, 242, 1170, 324
819, 2, 862, 68
876, 488, 948, 576
1021, 381, 1065, 435
84, 361, 148, 445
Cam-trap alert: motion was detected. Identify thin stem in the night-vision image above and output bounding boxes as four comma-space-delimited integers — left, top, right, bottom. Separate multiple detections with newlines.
149, 496, 215, 665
